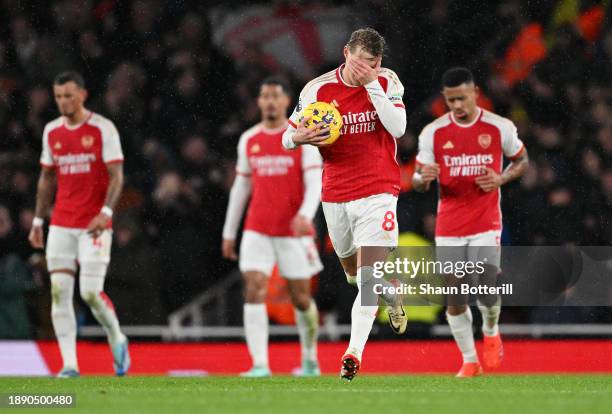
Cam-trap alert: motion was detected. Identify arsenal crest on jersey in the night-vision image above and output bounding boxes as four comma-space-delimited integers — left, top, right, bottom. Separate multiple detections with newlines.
81, 135, 94, 148
478, 134, 491, 149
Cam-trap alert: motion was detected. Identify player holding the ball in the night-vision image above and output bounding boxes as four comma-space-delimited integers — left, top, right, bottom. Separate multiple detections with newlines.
282, 27, 407, 381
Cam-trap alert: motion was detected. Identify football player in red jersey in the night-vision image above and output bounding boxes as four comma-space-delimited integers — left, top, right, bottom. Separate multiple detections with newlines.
222, 78, 323, 377
282, 28, 408, 381
413, 67, 529, 377
29, 71, 129, 377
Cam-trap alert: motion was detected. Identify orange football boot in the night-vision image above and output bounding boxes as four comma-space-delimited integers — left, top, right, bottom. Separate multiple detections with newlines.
456, 362, 483, 378
483, 333, 503, 369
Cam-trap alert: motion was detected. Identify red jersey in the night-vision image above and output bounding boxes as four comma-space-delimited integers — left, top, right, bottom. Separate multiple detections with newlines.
40, 112, 124, 229
416, 108, 525, 237
236, 124, 322, 236
288, 65, 405, 203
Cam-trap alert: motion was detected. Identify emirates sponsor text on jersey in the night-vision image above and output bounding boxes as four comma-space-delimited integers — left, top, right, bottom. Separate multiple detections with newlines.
249, 154, 295, 176
340, 110, 379, 135
54, 152, 97, 175
442, 153, 494, 177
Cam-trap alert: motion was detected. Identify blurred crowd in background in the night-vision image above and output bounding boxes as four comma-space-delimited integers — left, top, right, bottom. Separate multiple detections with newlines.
0, 0, 610, 338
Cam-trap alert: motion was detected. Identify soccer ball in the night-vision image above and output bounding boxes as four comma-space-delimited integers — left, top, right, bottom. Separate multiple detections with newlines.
299, 101, 343, 145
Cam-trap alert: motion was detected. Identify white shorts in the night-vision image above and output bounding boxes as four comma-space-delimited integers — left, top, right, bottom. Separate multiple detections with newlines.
46, 225, 113, 272
435, 230, 501, 268
322, 193, 399, 259
239, 230, 323, 280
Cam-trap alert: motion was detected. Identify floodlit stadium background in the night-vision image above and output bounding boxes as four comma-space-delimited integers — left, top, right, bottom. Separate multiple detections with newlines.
0, 0, 611, 375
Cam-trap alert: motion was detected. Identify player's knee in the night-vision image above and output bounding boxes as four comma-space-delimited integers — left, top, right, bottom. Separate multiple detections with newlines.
292, 292, 311, 311
478, 294, 498, 308
79, 286, 100, 305
244, 282, 267, 303
340, 258, 357, 278
243, 272, 268, 303
357, 266, 376, 286
79, 262, 107, 305
50, 273, 74, 305
447, 304, 468, 316
50, 287, 72, 317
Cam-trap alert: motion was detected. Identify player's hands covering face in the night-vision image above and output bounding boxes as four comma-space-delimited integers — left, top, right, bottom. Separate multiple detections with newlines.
347, 56, 381, 86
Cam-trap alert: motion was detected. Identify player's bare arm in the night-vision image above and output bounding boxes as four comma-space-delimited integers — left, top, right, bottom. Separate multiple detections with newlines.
87, 162, 123, 238
222, 239, 238, 261
475, 150, 529, 192
412, 163, 441, 192
290, 116, 331, 147
28, 167, 57, 248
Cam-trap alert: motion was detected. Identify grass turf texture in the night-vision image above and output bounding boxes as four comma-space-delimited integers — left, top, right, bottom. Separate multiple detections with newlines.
1, 375, 611, 414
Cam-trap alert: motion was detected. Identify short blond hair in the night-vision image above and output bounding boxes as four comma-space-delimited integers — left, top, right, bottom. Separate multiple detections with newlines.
346, 27, 386, 57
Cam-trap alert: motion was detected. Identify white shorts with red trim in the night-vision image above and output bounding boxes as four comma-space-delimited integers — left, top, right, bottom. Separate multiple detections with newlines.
322, 193, 398, 259
46, 225, 112, 272
435, 230, 501, 268
239, 230, 323, 279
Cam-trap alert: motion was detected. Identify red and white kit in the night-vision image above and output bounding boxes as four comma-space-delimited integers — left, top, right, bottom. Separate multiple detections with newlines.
416, 108, 525, 264
40, 112, 123, 270
223, 124, 323, 279
283, 65, 406, 257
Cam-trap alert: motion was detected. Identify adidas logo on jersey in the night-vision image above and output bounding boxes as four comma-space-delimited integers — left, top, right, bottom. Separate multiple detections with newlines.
443, 141, 454, 149
251, 144, 261, 153
54, 142, 62, 150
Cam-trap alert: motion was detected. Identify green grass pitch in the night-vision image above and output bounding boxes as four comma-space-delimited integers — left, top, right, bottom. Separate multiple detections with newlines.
1, 375, 611, 414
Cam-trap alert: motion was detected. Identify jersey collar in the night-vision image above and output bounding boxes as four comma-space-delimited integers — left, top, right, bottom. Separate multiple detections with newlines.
63, 110, 92, 131
260, 123, 287, 135
450, 107, 482, 128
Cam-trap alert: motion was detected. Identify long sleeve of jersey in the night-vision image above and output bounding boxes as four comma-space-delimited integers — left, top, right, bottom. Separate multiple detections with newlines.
364, 74, 406, 138
222, 132, 253, 240
297, 145, 323, 219
282, 124, 298, 150
222, 174, 252, 240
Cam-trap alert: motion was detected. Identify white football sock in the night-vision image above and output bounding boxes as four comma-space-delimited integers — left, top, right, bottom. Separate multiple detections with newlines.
295, 300, 319, 363
346, 267, 379, 361
447, 307, 478, 363
243, 303, 269, 368
79, 271, 125, 346
50, 273, 78, 370
478, 297, 501, 337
